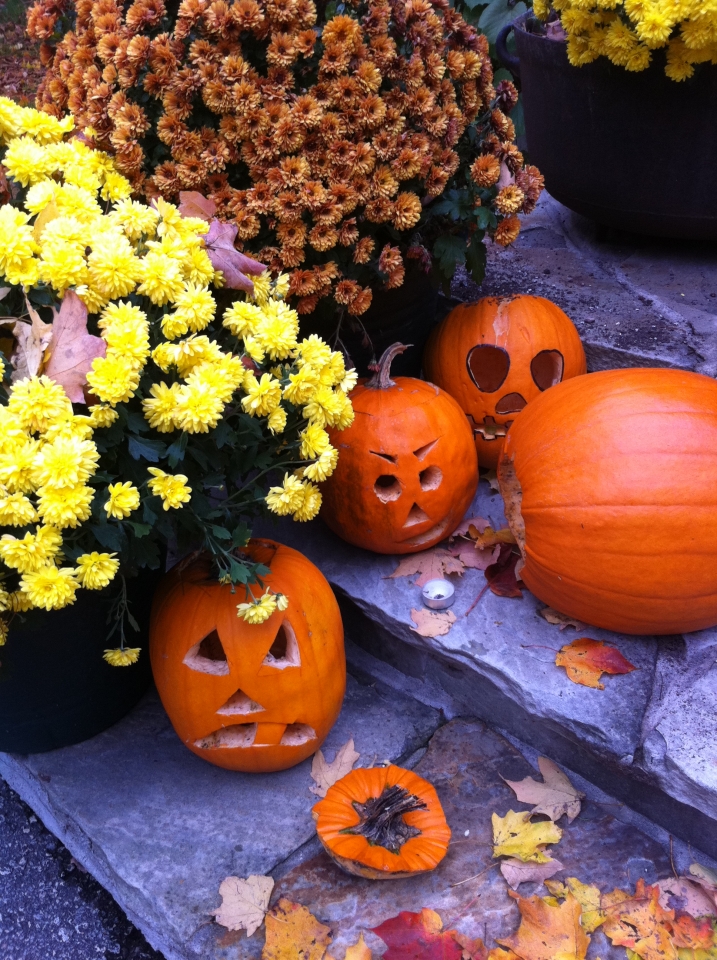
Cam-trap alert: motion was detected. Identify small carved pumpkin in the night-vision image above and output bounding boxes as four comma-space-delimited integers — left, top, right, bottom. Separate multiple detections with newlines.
150, 540, 345, 773
498, 368, 717, 635
321, 343, 478, 554
424, 296, 586, 468
312, 764, 450, 879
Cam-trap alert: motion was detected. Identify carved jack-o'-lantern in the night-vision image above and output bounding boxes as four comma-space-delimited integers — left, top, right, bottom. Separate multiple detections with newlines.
150, 540, 345, 773
321, 343, 478, 554
424, 296, 586, 468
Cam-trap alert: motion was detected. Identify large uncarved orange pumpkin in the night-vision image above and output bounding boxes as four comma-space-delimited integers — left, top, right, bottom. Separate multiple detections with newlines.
321, 343, 478, 554
424, 296, 586, 468
498, 368, 717, 635
150, 540, 345, 772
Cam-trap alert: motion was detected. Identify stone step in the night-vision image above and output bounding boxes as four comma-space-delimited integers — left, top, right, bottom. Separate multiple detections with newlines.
256, 478, 717, 863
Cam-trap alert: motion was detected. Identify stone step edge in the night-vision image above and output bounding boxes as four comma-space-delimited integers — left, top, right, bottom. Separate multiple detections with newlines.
339, 596, 717, 862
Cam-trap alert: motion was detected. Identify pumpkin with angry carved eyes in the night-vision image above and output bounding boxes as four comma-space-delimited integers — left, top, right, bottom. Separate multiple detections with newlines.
424, 296, 586, 469
321, 343, 478, 554
150, 540, 345, 773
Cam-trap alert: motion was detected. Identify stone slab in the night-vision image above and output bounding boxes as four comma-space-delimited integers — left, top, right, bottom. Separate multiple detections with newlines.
223, 718, 674, 960
451, 192, 717, 375
254, 477, 717, 861
0, 676, 441, 960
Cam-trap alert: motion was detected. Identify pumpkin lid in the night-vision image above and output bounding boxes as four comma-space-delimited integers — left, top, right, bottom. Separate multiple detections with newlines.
312, 763, 450, 874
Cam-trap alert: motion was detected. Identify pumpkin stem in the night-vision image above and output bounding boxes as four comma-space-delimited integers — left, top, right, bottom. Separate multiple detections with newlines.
349, 784, 427, 854
366, 343, 412, 389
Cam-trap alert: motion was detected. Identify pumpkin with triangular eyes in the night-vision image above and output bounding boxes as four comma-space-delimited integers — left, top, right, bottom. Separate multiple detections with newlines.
321, 343, 478, 554
424, 296, 586, 469
149, 540, 345, 773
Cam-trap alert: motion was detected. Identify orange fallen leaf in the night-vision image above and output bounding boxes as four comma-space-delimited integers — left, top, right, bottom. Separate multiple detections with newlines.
262, 898, 332, 960
388, 547, 465, 588
410, 607, 456, 638
555, 638, 637, 690
179, 191, 217, 221
669, 913, 715, 950
498, 891, 590, 960
372, 908, 464, 960
602, 880, 677, 960
452, 516, 490, 538
43, 291, 106, 403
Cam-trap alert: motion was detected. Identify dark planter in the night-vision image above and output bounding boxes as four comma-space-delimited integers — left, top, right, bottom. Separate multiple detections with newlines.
0, 571, 160, 754
497, 14, 717, 239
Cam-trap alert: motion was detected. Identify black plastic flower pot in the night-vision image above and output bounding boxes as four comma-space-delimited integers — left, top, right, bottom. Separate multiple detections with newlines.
0, 571, 161, 754
497, 13, 717, 240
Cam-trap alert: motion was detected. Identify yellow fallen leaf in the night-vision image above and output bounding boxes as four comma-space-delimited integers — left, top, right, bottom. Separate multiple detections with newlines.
343, 933, 372, 960
545, 877, 606, 932
498, 892, 589, 960
263, 898, 332, 960
492, 810, 562, 863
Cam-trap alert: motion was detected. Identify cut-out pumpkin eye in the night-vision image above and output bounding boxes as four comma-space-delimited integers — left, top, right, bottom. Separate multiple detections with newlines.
370, 450, 397, 464
261, 621, 300, 668
413, 439, 438, 461
374, 474, 401, 502
495, 393, 527, 415
419, 465, 443, 490
531, 349, 565, 390
467, 345, 510, 392
183, 629, 229, 675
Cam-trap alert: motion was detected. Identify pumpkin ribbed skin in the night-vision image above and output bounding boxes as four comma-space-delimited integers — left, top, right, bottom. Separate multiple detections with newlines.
312, 765, 450, 879
322, 370, 478, 554
498, 368, 717, 635
150, 540, 345, 773
424, 296, 586, 469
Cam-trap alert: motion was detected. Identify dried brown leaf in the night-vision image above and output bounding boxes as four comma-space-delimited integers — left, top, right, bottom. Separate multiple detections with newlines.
212, 874, 274, 937
11, 296, 53, 382
452, 516, 490, 538
202, 219, 266, 291
410, 607, 457, 638
388, 547, 465, 588
657, 877, 717, 919
538, 608, 587, 631
503, 757, 584, 823
500, 857, 564, 889
43, 291, 106, 403
450, 541, 500, 571
309, 738, 360, 798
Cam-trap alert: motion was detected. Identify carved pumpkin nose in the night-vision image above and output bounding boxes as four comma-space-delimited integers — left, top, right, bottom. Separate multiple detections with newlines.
495, 393, 527, 415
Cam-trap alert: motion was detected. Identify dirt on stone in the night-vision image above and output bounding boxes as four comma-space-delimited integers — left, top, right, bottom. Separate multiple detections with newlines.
0, 0, 44, 104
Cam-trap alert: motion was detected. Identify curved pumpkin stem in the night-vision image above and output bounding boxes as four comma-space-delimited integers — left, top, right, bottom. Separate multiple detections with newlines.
366, 342, 412, 389
349, 784, 427, 854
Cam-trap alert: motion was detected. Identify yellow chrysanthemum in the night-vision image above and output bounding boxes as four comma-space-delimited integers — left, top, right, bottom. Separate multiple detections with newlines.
236, 590, 277, 624
105, 481, 141, 519
173, 379, 226, 434
8, 375, 72, 434
172, 282, 216, 333
303, 446, 339, 482
20, 563, 79, 610
267, 407, 287, 435
137, 250, 185, 306
265, 473, 306, 516
103, 646, 141, 666
86, 355, 140, 405
0, 439, 39, 493
242, 372, 282, 417
109, 198, 159, 242
222, 301, 264, 338
147, 468, 192, 510
88, 404, 119, 428
142, 382, 181, 433
32, 435, 100, 490
0, 491, 38, 526
0, 526, 62, 573
37, 483, 94, 529
87, 235, 143, 300
292, 480, 323, 521
75, 552, 120, 589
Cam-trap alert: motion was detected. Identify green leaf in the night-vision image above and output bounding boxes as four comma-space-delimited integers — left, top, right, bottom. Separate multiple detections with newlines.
231, 523, 251, 548
129, 522, 152, 538
89, 523, 125, 551
466, 239, 487, 286
433, 234, 466, 280
128, 435, 168, 463
210, 525, 232, 540
166, 431, 188, 468
131, 537, 161, 570
478, 0, 527, 44
474, 206, 494, 230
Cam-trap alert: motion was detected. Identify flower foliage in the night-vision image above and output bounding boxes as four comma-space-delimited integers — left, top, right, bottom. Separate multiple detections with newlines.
0, 98, 354, 651
534, 0, 717, 80
28, 0, 542, 317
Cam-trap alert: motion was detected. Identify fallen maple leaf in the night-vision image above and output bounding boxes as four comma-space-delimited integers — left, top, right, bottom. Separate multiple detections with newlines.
410, 607, 457, 638
43, 291, 106, 403
538, 607, 587, 631
202, 219, 266, 291
487, 951, 519, 960
602, 881, 677, 960
178, 191, 217, 221
492, 810, 562, 863
690, 862, 717, 905
452, 516, 490, 538
11, 296, 54, 383
498, 891, 589, 960
467, 525, 516, 549
342, 933, 372, 960
485, 544, 523, 598
212, 874, 274, 937
309, 738, 360, 798
503, 757, 584, 824
500, 857, 564, 890
263, 899, 332, 960
657, 877, 717, 919
388, 547, 465, 588
449, 540, 500, 571
32, 198, 59, 242
483, 470, 501, 493
372, 908, 463, 960
454, 933, 488, 960
545, 878, 605, 933
555, 638, 637, 690
670, 913, 715, 950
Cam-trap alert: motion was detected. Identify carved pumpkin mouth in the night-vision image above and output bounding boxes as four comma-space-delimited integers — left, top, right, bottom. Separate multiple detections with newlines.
194, 721, 317, 750
468, 414, 514, 441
